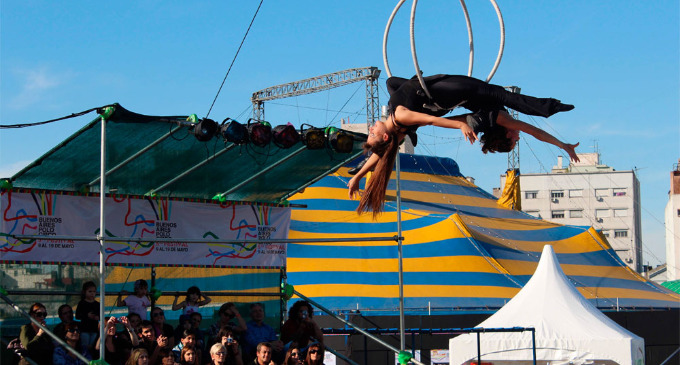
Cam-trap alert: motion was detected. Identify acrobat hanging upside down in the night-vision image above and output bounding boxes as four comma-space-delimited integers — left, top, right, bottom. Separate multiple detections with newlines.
348, 74, 580, 217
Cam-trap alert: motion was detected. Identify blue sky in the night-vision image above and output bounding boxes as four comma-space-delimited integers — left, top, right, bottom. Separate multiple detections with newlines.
1, 1, 678, 266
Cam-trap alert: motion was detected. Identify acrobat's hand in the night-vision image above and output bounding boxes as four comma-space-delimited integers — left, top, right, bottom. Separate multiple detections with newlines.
348, 176, 360, 200
461, 123, 477, 144
564, 142, 580, 162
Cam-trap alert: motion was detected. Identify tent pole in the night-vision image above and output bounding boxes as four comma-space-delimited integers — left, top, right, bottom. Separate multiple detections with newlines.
98, 114, 107, 361
531, 328, 537, 365
396, 153, 405, 351
477, 332, 481, 365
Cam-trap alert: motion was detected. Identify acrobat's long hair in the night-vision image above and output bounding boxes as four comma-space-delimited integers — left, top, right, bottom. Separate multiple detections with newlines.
356, 132, 399, 218
480, 124, 514, 154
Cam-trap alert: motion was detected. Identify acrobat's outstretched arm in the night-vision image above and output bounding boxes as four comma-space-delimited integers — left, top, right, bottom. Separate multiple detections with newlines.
496, 111, 580, 162
393, 106, 477, 144
348, 153, 379, 199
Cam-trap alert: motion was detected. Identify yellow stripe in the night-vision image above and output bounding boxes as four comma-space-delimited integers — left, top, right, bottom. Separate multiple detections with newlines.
577, 287, 680, 301
288, 256, 502, 273
466, 229, 607, 254
293, 284, 521, 298
496, 259, 654, 281
458, 215, 561, 231
289, 213, 467, 245
334, 167, 475, 187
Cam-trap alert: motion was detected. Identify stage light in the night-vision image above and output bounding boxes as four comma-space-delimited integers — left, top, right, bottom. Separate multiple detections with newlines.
326, 127, 354, 153
185, 115, 217, 142
248, 119, 272, 147
272, 123, 300, 149
300, 124, 326, 150
220, 118, 248, 145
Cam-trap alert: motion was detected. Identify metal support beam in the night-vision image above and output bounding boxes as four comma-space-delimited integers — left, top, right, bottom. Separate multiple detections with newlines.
147, 143, 236, 195
217, 145, 307, 199
88, 125, 184, 187
251, 67, 381, 126
506, 86, 521, 170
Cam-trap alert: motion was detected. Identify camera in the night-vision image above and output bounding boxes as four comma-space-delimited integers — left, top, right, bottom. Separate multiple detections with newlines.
301, 310, 308, 319
227, 337, 235, 344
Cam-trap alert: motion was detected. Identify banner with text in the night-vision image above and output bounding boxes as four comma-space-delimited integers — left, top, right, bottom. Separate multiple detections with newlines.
1, 191, 290, 267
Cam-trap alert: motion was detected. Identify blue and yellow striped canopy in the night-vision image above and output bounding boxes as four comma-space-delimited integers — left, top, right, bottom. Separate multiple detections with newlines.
287, 154, 679, 313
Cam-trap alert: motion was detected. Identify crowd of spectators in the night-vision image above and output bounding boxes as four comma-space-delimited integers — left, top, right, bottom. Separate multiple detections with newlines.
7, 284, 325, 365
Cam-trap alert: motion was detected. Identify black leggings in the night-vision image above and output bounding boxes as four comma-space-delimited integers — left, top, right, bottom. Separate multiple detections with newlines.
426, 75, 564, 118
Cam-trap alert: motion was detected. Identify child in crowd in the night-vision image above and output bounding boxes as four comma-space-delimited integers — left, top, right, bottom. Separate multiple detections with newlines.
76, 280, 100, 347
172, 286, 212, 315
116, 279, 151, 320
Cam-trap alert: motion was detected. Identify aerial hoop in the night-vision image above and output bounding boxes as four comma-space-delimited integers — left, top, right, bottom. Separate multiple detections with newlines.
383, 0, 506, 105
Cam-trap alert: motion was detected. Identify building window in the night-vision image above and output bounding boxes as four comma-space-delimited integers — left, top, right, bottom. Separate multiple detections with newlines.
569, 189, 583, 198
614, 230, 628, 238
602, 231, 610, 237
613, 209, 628, 217
677, 209, 680, 217
525, 210, 540, 218
595, 209, 610, 218
569, 210, 583, 218
525, 191, 538, 199
551, 190, 564, 198
551, 210, 565, 219
612, 188, 626, 196
595, 188, 609, 197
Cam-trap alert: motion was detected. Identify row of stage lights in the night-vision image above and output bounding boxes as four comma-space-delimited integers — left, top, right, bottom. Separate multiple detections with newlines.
182, 115, 356, 153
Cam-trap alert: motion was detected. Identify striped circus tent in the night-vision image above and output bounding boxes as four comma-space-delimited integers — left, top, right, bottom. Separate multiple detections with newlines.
287, 154, 680, 313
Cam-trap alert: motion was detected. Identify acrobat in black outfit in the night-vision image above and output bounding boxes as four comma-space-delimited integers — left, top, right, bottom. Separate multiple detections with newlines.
348, 74, 579, 216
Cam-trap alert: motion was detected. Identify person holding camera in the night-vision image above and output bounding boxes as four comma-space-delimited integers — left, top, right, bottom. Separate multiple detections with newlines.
280, 301, 323, 349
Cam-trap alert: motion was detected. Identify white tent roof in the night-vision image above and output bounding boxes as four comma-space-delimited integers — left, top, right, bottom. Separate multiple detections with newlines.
449, 245, 645, 365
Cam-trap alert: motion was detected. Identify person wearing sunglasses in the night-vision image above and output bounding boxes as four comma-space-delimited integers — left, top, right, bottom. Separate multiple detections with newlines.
19, 302, 54, 364
283, 345, 303, 365
151, 307, 175, 349
53, 304, 76, 340
53, 322, 97, 365
303, 343, 324, 365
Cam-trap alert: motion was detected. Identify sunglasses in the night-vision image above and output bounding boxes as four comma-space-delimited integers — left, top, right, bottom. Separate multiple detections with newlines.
291, 352, 300, 357
67, 328, 80, 333
152, 311, 164, 317
60, 310, 73, 316
33, 311, 47, 318
309, 350, 318, 354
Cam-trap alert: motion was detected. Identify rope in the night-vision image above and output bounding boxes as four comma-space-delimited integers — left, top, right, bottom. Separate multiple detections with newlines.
0, 105, 113, 129
206, 0, 264, 119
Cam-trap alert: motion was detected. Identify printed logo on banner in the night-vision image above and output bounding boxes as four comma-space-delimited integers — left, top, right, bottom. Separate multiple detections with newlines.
2, 192, 289, 267
1, 191, 75, 254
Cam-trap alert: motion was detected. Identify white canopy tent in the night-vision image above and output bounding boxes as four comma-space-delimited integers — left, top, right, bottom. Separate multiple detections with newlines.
449, 245, 645, 365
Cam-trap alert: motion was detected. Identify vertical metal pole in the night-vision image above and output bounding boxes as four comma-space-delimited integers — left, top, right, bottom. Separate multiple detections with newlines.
476, 332, 481, 365
396, 153, 405, 350
98, 115, 107, 361
531, 329, 537, 365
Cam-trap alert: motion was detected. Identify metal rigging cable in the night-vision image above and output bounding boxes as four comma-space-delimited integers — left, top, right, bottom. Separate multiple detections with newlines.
205, 0, 265, 119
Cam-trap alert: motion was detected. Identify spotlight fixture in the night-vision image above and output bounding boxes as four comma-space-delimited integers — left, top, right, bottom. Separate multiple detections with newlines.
220, 118, 248, 145
185, 114, 217, 142
326, 127, 354, 153
300, 124, 326, 150
247, 119, 272, 147
272, 123, 300, 149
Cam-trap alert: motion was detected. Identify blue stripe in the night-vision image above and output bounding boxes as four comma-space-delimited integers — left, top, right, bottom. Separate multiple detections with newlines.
288, 237, 484, 259
291, 214, 446, 234
296, 296, 513, 313
466, 224, 589, 242
474, 242, 620, 266
288, 271, 521, 287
